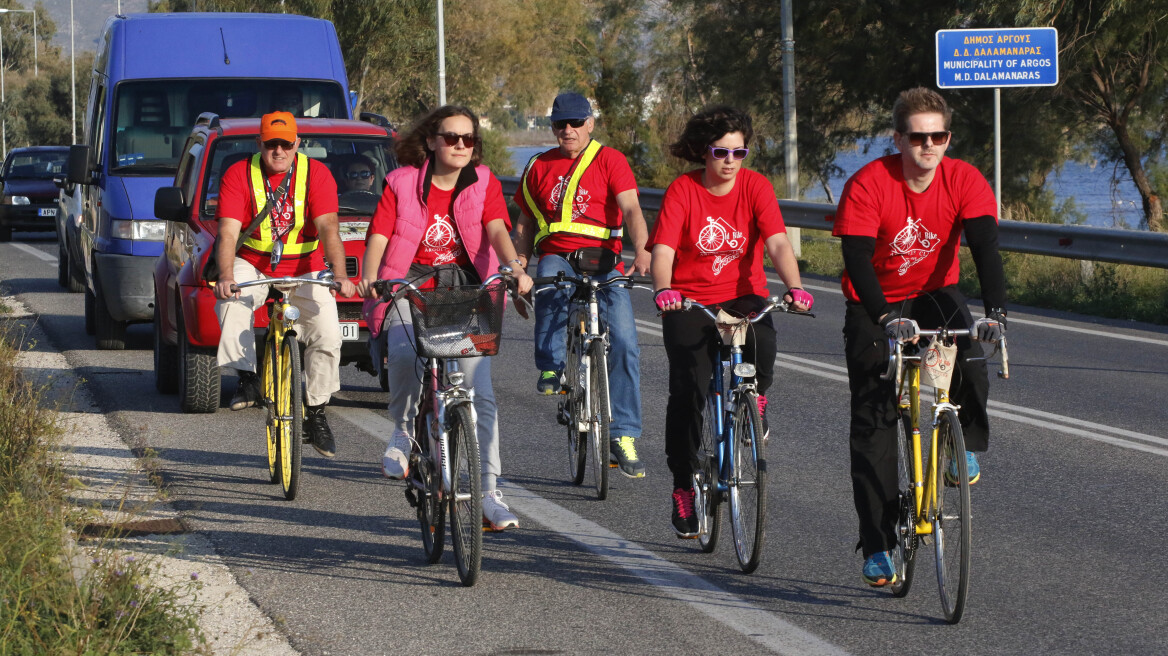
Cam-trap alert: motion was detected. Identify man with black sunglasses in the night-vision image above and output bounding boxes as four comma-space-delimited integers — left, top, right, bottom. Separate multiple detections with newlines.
214, 111, 357, 458
512, 91, 652, 479
833, 87, 1007, 588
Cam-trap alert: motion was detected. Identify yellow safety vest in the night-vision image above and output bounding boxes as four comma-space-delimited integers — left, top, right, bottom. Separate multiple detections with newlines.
520, 139, 623, 248
241, 152, 315, 255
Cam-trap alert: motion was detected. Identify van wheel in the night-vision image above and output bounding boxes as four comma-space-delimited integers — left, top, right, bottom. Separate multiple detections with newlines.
0, 226, 11, 242
57, 241, 70, 288
94, 272, 127, 350
83, 285, 96, 335
154, 294, 179, 394
178, 309, 219, 414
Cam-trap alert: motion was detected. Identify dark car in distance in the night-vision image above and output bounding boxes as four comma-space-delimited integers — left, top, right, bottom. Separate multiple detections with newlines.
0, 146, 70, 241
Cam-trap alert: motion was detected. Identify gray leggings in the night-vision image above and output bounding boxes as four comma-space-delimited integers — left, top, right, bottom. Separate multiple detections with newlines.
382, 298, 501, 492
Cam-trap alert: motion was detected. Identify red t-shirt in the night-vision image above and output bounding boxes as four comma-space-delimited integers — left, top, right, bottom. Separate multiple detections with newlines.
648, 168, 787, 305
513, 144, 637, 255
833, 155, 997, 303
368, 171, 510, 269
216, 156, 338, 277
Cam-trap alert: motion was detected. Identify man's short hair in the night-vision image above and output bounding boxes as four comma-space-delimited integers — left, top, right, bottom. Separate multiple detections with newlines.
892, 87, 952, 133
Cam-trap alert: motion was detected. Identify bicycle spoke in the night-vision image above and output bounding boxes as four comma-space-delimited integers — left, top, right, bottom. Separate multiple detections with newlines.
728, 391, 766, 573
892, 411, 918, 598
934, 407, 971, 624
279, 335, 303, 501
447, 404, 482, 586
589, 348, 610, 500
696, 391, 722, 553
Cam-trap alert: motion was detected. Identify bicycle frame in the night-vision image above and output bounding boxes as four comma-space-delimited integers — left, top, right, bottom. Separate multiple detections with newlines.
421, 356, 477, 497
566, 279, 609, 426
705, 343, 756, 499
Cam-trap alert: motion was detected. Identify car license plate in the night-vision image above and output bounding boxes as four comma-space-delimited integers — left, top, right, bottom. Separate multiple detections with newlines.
39, 208, 57, 217
340, 322, 359, 341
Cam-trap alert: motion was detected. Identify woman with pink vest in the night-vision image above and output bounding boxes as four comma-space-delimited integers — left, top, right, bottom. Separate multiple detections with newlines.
357, 105, 533, 531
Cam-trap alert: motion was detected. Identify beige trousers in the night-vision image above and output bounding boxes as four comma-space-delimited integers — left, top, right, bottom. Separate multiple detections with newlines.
215, 258, 341, 406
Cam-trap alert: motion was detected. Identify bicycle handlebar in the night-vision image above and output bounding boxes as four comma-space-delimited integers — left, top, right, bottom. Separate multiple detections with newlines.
230, 275, 341, 293
889, 328, 1010, 380
531, 270, 653, 293
675, 296, 816, 322
371, 270, 511, 303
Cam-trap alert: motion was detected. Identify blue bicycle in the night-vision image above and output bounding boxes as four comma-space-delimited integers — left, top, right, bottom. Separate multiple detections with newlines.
680, 297, 812, 573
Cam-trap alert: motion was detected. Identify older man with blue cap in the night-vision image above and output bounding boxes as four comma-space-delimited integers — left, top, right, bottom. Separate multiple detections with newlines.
512, 91, 651, 479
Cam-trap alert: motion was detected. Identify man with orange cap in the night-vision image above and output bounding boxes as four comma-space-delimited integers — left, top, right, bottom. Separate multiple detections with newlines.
214, 111, 357, 458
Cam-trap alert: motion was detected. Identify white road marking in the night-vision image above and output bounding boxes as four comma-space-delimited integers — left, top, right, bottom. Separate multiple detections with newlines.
634, 320, 1168, 456
330, 402, 849, 656
8, 242, 56, 263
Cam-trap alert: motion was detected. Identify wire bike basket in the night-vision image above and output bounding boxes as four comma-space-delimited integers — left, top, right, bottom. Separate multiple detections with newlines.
407, 281, 507, 358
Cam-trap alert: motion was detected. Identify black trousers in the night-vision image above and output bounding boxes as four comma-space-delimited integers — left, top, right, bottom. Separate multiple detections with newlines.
842, 285, 990, 557
662, 295, 776, 490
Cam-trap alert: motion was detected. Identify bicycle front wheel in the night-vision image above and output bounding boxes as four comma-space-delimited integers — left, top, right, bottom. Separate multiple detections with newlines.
278, 335, 303, 501
728, 390, 766, 573
588, 347, 610, 500
695, 391, 722, 553
891, 410, 918, 598
447, 404, 482, 586
934, 407, 972, 623
565, 317, 587, 485
416, 400, 445, 564
263, 337, 279, 484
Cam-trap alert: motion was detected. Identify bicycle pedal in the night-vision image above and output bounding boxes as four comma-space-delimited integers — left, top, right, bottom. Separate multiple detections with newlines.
404, 487, 419, 508
556, 403, 570, 426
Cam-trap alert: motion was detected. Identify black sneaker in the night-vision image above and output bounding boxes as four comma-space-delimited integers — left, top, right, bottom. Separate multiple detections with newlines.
304, 404, 336, 458
229, 371, 262, 411
609, 436, 646, 478
671, 487, 698, 538
536, 370, 561, 395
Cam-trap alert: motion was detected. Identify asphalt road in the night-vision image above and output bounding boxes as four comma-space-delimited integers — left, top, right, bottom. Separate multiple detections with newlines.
4, 233, 1167, 655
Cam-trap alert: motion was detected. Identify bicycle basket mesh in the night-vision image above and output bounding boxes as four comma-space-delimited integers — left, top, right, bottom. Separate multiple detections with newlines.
407, 282, 506, 358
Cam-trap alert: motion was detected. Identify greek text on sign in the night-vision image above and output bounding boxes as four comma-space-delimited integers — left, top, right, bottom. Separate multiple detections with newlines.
936, 27, 1058, 88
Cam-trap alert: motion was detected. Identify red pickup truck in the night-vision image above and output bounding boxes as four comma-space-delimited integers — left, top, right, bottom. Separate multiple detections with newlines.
152, 114, 393, 413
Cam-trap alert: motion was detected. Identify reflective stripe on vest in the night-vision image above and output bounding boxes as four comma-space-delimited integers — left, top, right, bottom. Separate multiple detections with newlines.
520, 139, 623, 247
241, 152, 315, 255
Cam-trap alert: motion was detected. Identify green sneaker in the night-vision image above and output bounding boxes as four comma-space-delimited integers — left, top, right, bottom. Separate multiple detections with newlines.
536, 370, 560, 395
609, 436, 646, 478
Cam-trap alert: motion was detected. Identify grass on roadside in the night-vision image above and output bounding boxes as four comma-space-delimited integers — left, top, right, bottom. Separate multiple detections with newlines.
796, 232, 1168, 325
0, 317, 206, 655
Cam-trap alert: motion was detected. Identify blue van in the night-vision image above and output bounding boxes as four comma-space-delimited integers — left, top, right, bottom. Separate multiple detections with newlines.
66, 12, 352, 349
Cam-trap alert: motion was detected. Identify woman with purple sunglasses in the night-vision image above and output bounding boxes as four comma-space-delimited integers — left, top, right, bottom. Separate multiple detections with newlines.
648, 105, 812, 538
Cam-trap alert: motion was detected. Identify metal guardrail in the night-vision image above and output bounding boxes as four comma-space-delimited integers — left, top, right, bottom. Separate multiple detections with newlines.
499, 176, 1168, 269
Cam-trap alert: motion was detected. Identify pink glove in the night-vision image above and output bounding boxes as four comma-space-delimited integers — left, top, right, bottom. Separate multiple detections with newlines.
786, 287, 814, 310
655, 288, 684, 310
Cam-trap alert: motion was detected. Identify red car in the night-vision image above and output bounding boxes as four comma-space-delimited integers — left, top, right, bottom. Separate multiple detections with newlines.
152, 114, 393, 413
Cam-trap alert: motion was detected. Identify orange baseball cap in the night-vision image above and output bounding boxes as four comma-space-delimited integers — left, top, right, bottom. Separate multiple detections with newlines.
260, 111, 298, 142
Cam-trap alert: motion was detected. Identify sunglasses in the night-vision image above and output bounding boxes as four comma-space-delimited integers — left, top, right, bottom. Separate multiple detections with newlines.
552, 118, 588, 130
262, 139, 295, 151
905, 131, 951, 147
346, 170, 373, 180
436, 132, 477, 148
708, 146, 750, 161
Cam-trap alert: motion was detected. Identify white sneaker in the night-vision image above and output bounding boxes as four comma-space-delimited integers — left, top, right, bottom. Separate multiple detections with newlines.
481, 489, 519, 531
381, 431, 412, 480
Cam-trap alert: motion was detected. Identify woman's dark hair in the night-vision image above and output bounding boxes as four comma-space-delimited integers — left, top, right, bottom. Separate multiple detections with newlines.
669, 105, 754, 164
395, 105, 482, 168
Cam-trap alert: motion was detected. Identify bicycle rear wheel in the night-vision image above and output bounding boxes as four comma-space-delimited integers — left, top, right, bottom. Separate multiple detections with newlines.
588, 347, 610, 500
447, 404, 482, 586
278, 335, 303, 501
695, 390, 722, 553
263, 337, 279, 484
728, 390, 766, 573
935, 407, 971, 623
565, 317, 587, 485
891, 410, 918, 598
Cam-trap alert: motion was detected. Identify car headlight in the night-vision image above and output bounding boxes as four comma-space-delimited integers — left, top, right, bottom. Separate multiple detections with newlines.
4, 195, 30, 205
111, 219, 167, 241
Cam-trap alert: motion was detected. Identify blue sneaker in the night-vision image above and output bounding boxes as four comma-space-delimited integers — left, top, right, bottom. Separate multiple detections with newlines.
862, 551, 898, 587
946, 450, 980, 486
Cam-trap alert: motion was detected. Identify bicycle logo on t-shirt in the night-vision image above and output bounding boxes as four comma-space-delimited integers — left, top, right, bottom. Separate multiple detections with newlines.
549, 176, 591, 219
696, 216, 744, 275
424, 213, 463, 264
889, 216, 938, 276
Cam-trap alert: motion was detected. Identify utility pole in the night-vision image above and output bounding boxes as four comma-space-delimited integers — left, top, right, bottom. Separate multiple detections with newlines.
437, 0, 447, 105
781, 0, 800, 257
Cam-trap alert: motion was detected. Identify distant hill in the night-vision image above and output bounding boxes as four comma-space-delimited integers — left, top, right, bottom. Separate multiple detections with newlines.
40, 0, 151, 53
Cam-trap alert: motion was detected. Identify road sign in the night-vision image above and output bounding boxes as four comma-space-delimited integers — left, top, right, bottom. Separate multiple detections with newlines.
936, 27, 1058, 88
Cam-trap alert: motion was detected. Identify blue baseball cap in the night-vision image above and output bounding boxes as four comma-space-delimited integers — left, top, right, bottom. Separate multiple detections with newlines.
549, 93, 592, 121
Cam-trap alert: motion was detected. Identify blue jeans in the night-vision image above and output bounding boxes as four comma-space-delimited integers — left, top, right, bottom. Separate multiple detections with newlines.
535, 253, 642, 439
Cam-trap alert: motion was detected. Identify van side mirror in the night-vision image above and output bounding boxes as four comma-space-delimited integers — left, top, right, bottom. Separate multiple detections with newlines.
154, 186, 188, 222
66, 145, 91, 185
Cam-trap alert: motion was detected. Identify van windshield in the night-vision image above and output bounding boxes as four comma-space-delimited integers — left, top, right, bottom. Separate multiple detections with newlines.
111, 79, 347, 174
4, 150, 69, 179
201, 135, 397, 219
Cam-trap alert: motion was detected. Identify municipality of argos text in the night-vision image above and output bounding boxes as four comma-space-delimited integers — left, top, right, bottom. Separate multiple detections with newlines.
936, 28, 1058, 88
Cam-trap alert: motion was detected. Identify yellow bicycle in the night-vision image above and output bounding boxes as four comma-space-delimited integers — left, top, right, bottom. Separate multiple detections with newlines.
884, 326, 1008, 624
232, 273, 339, 501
